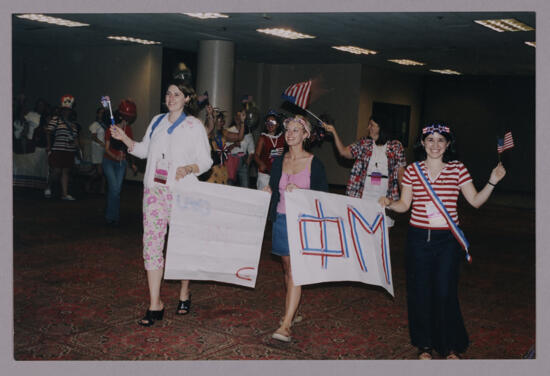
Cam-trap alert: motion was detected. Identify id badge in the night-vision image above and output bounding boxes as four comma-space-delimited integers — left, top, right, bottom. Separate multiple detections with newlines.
425, 202, 447, 227
154, 157, 170, 184
370, 172, 382, 186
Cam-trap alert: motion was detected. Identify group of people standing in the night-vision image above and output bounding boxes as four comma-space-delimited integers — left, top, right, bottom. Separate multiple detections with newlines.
108, 78, 507, 359
23, 93, 139, 227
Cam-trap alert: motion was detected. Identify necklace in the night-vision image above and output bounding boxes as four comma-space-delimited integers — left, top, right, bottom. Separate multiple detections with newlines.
263, 132, 282, 148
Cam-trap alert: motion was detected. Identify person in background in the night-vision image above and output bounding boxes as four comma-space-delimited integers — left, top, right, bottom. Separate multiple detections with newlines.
379, 122, 506, 360
109, 80, 212, 326
24, 98, 47, 143
264, 115, 328, 343
25, 98, 51, 191
225, 112, 255, 187
254, 110, 285, 190
204, 105, 245, 184
86, 107, 107, 194
102, 99, 138, 225
323, 115, 406, 226
45, 95, 80, 201
12, 94, 27, 142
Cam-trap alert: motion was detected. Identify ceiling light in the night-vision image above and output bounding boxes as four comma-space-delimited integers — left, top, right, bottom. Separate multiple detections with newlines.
16, 14, 89, 27
256, 28, 315, 40
474, 18, 534, 32
183, 13, 229, 19
107, 36, 161, 45
332, 46, 377, 55
388, 59, 425, 66
430, 69, 462, 75
525, 41, 536, 47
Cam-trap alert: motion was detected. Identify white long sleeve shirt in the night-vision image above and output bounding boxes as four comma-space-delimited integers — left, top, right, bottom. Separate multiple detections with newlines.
130, 114, 213, 189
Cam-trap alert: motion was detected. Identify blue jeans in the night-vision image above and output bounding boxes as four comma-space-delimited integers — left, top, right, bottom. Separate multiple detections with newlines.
102, 158, 127, 222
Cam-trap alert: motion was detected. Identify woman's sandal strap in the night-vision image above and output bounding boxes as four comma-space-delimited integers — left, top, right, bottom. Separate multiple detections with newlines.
176, 299, 191, 315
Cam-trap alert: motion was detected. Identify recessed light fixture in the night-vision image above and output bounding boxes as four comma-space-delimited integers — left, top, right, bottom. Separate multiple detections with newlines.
332, 46, 377, 55
430, 69, 462, 75
107, 36, 161, 45
183, 13, 229, 19
474, 18, 534, 32
16, 14, 89, 27
256, 28, 315, 40
388, 59, 425, 66
525, 41, 536, 47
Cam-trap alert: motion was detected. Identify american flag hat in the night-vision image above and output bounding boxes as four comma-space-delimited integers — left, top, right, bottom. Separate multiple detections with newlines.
422, 123, 451, 135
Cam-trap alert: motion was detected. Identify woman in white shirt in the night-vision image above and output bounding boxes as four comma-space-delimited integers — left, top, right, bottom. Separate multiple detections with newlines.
110, 80, 213, 326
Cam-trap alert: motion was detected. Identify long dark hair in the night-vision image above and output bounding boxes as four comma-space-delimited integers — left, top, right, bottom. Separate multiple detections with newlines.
166, 79, 199, 116
413, 121, 457, 162
369, 115, 389, 145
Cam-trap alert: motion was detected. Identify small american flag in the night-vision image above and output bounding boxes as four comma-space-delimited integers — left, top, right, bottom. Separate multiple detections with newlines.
100, 95, 115, 125
100, 96, 111, 108
281, 80, 312, 109
497, 131, 514, 153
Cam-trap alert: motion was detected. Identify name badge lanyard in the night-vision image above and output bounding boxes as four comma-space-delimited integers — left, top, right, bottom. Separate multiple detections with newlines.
151, 112, 187, 184
413, 162, 472, 263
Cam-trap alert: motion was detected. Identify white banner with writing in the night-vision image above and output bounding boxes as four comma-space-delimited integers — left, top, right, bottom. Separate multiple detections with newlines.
285, 189, 393, 296
164, 176, 271, 288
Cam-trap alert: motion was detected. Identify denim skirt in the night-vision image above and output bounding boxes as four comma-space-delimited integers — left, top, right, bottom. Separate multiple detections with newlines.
271, 213, 290, 256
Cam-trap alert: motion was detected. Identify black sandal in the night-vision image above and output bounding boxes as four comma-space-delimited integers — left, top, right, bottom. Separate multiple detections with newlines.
176, 294, 191, 315
138, 308, 164, 327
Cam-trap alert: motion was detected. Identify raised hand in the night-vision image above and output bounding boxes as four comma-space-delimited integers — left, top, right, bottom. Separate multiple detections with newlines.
110, 125, 124, 141
322, 123, 336, 134
489, 162, 506, 184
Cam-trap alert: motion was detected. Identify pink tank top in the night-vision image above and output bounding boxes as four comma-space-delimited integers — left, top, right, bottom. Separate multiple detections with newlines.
276, 158, 312, 214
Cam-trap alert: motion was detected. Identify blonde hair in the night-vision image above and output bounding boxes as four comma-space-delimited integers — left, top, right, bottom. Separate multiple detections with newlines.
283, 114, 311, 138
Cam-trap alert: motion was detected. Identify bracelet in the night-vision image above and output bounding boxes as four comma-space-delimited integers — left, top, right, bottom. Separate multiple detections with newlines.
488, 181, 496, 187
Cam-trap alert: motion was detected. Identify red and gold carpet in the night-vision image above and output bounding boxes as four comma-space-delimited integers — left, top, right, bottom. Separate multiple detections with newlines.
13, 183, 535, 360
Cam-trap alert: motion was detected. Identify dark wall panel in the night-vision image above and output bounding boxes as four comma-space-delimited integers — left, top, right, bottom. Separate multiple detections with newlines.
421, 75, 535, 193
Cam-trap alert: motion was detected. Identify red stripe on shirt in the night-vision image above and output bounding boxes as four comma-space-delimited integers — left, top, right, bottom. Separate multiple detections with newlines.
402, 160, 471, 229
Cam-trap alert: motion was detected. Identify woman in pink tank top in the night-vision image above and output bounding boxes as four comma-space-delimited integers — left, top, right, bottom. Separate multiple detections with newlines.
264, 115, 328, 343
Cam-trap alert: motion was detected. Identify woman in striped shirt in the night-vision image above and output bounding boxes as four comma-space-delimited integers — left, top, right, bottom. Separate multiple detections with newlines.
379, 123, 506, 360
46, 95, 80, 201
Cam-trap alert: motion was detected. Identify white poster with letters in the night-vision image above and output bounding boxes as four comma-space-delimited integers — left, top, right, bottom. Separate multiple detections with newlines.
285, 189, 393, 296
164, 176, 271, 288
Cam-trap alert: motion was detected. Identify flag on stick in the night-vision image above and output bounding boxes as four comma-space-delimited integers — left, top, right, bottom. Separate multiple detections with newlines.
281, 80, 322, 123
281, 80, 312, 109
100, 95, 115, 126
497, 131, 514, 153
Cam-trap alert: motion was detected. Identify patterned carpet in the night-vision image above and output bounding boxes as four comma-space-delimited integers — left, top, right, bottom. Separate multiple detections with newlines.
12, 182, 535, 360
